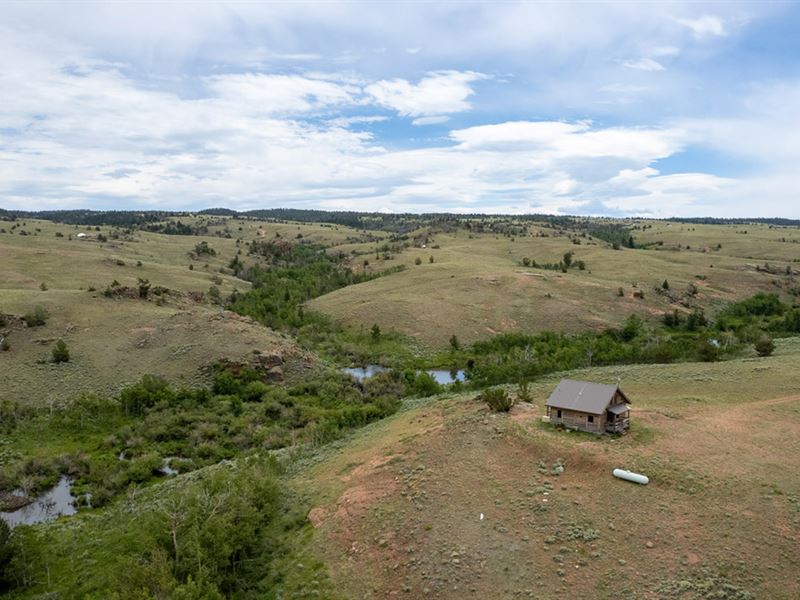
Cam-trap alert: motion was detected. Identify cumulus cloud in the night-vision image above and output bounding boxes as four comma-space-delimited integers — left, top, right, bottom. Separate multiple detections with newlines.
365, 71, 486, 117
0, 2, 797, 217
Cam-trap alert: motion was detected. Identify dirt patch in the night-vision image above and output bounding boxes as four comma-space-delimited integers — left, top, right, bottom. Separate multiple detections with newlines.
510, 401, 539, 423
308, 507, 329, 528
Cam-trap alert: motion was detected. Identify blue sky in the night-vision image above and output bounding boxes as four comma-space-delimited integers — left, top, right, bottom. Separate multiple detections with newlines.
1, 1, 800, 217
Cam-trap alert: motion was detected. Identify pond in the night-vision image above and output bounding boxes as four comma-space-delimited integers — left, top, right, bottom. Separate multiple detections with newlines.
342, 365, 466, 385
0, 476, 77, 528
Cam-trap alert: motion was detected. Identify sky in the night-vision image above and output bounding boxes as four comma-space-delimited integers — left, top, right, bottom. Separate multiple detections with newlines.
1, 1, 800, 217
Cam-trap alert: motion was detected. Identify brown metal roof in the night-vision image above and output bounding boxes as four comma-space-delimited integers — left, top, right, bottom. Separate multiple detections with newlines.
545, 379, 629, 415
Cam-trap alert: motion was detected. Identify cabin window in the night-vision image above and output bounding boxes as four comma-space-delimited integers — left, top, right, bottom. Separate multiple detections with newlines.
557, 410, 562, 418
588, 415, 594, 423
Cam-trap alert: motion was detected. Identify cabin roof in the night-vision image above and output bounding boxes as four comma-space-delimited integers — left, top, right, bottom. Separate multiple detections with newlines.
545, 379, 630, 415
607, 402, 631, 415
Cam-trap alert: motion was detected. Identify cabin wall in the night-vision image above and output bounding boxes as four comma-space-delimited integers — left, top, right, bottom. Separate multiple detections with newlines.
548, 407, 604, 434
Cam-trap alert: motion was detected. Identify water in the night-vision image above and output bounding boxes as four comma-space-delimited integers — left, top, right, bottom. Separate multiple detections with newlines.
342, 365, 466, 385
426, 369, 466, 384
341, 365, 388, 380
0, 476, 77, 528
159, 457, 180, 476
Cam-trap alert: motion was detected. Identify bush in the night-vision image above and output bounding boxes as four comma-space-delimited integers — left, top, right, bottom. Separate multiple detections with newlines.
23, 305, 48, 327
51, 339, 70, 363
449, 334, 460, 351
696, 336, 721, 362
754, 335, 775, 357
414, 257, 422, 265
481, 388, 514, 412
0, 338, 9, 352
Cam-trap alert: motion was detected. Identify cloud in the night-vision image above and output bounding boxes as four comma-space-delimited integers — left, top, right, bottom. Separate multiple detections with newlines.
365, 71, 486, 117
676, 15, 726, 37
622, 58, 665, 72
206, 73, 359, 114
0, 2, 798, 218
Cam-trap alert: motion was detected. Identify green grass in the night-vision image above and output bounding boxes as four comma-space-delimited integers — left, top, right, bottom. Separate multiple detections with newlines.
310, 222, 800, 348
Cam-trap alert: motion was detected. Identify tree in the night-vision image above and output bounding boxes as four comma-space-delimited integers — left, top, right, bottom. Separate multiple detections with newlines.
522, 257, 531, 267
754, 335, 775, 357
620, 314, 643, 342
686, 309, 708, 331
137, 278, 151, 299
371, 323, 381, 342
449, 334, 460, 351
562, 251, 574, 268
429, 255, 434, 264
52, 339, 70, 363
662, 280, 670, 290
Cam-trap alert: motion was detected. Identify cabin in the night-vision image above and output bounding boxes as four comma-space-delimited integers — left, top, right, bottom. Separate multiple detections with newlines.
545, 379, 631, 434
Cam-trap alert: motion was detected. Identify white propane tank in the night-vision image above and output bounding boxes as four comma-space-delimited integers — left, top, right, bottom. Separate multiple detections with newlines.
613, 468, 649, 485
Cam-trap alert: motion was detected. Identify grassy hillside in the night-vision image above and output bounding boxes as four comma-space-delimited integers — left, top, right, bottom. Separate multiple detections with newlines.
311, 221, 800, 348
293, 338, 800, 599
0, 218, 310, 405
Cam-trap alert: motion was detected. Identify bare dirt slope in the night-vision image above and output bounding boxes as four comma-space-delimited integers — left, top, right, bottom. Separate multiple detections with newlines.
294, 344, 800, 599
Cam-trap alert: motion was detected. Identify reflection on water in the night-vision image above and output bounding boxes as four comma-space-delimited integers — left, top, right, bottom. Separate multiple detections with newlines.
0, 476, 77, 528
341, 365, 389, 380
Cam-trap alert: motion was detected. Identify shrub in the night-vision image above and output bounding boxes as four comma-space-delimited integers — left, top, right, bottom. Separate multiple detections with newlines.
449, 334, 460, 351
754, 335, 775, 357
620, 314, 643, 342
481, 388, 514, 412
522, 257, 531, 267
617, 287, 625, 297
194, 241, 216, 256
516, 381, 532, 403
23, 305, 48, 327
51, 339, 70, 363
696, 336, 721, 362
137, 278, 150, 299
414, 257, 422, 265
39, 282, 48, 291
242, 380, 269, 402
0, 338, 9, 352
662, 280, 670, 290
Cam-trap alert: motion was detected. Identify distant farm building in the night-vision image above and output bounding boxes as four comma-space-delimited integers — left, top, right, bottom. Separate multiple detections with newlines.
76, 232, 87, 239
545, 379, 631, 434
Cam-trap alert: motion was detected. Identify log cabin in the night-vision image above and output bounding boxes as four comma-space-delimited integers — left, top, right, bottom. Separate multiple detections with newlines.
545, 379, 631, 434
